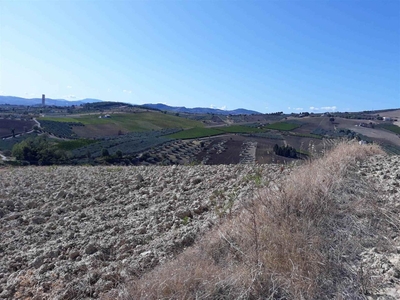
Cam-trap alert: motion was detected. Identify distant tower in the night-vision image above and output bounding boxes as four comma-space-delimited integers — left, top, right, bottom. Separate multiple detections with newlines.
42, 94, 45, 106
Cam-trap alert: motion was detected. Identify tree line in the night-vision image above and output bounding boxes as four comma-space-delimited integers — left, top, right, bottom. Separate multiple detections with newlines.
273, 144, 297, 158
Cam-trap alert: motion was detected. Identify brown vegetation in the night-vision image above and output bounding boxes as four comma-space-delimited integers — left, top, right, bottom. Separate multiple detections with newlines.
111, 142, 392, 299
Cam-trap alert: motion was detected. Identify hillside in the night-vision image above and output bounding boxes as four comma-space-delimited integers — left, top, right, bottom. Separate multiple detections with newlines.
39, 112, 203, 138
142, 103, 261, 115
2, 104, 400, 166
1, 142, 399, 299
0, 96, 261, 115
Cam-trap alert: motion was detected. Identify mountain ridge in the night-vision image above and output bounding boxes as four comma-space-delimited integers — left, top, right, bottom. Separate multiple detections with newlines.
141, 103, 260, 115
0, 96, 101, 106
0, 96, 261, 115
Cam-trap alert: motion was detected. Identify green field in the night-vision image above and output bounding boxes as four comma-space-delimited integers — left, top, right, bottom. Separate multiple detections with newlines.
39, 117, 79, 123
218, 125, 262, 133
379, 124, 400, 134
56, 139, 98, 151
168, 125, 264, 139
39, 112, 203, 133
167, 127, 223, 139
265, 122, 301, 131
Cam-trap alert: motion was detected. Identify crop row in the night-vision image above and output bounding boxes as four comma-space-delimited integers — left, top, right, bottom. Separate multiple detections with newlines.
167, 125, 266, 139
0, 133, 39, 151
71, 129, 180, 159
378, 124, 400, 134
40, 120, 84, 138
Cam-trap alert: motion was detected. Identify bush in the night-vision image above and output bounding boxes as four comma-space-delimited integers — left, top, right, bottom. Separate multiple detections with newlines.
11, 136, 67, 165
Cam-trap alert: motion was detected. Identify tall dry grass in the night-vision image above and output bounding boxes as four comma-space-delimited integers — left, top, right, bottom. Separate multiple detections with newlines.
109, 141, 387, 299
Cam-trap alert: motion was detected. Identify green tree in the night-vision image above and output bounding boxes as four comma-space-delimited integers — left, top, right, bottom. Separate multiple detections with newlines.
12, 136, 67, 165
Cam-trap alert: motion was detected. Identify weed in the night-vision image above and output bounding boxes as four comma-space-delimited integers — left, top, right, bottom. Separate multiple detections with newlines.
182, 216, 190, 225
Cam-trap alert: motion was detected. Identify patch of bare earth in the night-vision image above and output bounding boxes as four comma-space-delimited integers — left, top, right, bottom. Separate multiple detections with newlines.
0, 163, 288, 299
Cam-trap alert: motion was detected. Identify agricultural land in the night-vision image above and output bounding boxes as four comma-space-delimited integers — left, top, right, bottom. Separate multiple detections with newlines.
1, 103, 400, 165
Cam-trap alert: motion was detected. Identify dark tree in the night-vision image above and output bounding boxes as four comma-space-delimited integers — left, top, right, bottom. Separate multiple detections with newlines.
102, 148, 110, 157
273, 144, 297, 159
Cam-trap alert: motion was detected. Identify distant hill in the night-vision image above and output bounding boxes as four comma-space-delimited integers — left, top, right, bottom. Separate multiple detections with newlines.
0, 96, 102, 106
0, 96, 261, 115
141, 103, 261, 115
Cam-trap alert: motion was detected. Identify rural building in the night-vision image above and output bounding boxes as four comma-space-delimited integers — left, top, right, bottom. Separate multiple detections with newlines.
383, 117, 392, 121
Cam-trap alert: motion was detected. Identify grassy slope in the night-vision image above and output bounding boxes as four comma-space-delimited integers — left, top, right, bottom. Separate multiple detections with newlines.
56, 139, 98, 151
167, 125, 264, 139
379, 124, 400, 134
39, 112, 203, 132
168, 127, 224, 139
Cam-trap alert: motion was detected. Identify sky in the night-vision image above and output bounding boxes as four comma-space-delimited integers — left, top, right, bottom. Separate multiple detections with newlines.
0, 0, 399, 113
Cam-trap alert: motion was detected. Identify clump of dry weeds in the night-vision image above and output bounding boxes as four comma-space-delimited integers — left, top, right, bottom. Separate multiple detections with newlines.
109, 142, 388, 299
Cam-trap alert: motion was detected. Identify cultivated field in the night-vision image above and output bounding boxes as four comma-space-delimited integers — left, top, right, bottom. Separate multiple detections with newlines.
2, 106, 400, 169
39, 112, 203, 138
1, 142, 399, 299
0, 119, 35, 138
0, 163, 288, 299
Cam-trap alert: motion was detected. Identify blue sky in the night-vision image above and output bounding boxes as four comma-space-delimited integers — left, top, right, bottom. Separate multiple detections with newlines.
0, 0, 399, 113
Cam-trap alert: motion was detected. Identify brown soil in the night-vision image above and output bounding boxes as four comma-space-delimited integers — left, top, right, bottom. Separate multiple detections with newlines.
72, 124, 124, 138
196, 135, 245, 165
0, 119, 36, 138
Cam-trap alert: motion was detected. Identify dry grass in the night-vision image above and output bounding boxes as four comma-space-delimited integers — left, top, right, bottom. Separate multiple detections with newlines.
106, 141, 388, 299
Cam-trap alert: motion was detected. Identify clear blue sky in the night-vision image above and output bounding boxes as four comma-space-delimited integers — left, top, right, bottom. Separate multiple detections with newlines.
1, 0, 399, 113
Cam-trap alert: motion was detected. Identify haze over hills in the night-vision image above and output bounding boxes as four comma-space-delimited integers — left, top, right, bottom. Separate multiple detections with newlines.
141, 103, 260, 115
0, 96, 261, 115
0, 96, 101, 107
